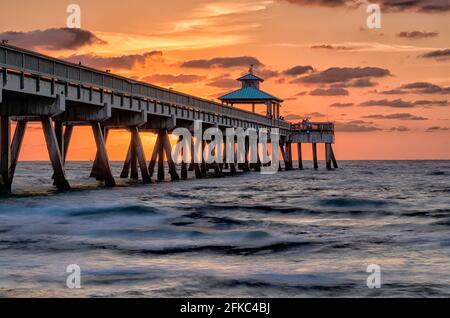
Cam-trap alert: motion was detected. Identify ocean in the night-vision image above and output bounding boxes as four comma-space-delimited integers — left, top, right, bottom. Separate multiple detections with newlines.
0, 161, 449, 297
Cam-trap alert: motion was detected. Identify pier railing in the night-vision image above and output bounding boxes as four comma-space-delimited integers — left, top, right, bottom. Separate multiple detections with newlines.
0, 44, 291, 130
291, 122, 335, 132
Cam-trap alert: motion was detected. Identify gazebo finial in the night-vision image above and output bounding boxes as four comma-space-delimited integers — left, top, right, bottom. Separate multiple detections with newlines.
249, 64, 254, 74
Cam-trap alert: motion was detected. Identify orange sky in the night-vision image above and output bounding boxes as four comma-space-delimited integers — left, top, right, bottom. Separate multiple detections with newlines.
0, 0, 449, 160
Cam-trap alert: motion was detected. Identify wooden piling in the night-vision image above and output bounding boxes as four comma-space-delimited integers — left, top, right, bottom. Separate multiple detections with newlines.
91, 122, 116, 187
330, 145, 339, 169
325, 143, 332, 170
312, 143, 318, 170
10, 120, 27, 186
191, 138, 203, 179
41, 117, 71, 190
130, 134, 139, 181
0, 116, 11, 194
161, 130, 180, 181
157, 132, 165, 181
131, 127, 151, 184
279, 143, 286, 171
148, 133, 161, 178
63, 124, 73, 164
90, 127, 109, 180
179, 136, 188, 180
120, 143, 132, 179
297, 142, 303, 170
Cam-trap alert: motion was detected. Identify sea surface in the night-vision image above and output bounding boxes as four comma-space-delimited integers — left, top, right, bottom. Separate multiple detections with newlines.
0, 160, 449, 298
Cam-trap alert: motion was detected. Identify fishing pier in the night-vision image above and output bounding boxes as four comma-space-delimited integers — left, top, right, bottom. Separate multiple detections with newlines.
0, 44, 337, 194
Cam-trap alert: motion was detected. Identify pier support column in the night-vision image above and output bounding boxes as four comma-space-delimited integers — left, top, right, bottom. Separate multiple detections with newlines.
90, 127, 109, 180
10, 120, 27, 187
149, 130, 179, 181
179, 136, 188, 180
91, 122, 115, 187
0, 116, 12, 194
120, 143, 132, 179
325, 143, 332, 170
131, 127, 151, 184
63, 124, 73, 164
297, 143, 303, 170
41, 117, 71, 190
279, 143, 286, 171
312, 143, 318, 170
285, 142, 293, 170
330, 145, 338, 169
191, 137, 203, 179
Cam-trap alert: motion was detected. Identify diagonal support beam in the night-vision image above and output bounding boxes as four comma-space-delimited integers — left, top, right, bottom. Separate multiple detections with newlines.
0, 116, 11, 194
91, 122, 116, 187
9, 120, 27, 186
41, 117, 71, 191
131, 127, 151, 184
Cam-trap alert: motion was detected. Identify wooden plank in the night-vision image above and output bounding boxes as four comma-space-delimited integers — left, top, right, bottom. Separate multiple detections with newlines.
91, 122, 115, 187
297, 143, 303, 170
9, 120, 27, 186
41, 117, 71, 190
0, 116, 11, 194
312, 143, 318, 170
132, 127, 151, 184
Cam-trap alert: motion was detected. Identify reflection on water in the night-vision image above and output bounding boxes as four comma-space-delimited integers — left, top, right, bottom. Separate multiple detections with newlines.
0, 161, 450, 297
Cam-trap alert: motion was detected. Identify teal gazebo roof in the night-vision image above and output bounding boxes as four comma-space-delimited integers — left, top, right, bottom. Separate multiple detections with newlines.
237, 73, 264, 82
219, 86, 282, 102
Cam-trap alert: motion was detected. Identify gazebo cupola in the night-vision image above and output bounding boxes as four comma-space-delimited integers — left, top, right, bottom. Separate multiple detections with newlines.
218, 66, 283, 119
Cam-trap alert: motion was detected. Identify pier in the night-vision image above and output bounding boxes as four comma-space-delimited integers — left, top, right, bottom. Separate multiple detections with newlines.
0, 44, 337, 194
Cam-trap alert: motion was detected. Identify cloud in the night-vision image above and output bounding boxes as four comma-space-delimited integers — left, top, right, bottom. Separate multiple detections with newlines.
397, 31, 439, 39
311, 44, 356, 50
329, 102, 354, 108
283, 65, 314, 76
310, 88, 349, 96
142, 74, 206, 85
63, 51, 163, 70
284, 114, 303, 120
390, 126, 410, 132
359, 99, 449, 108
380, 82, 450, 95
279, 0, 450, 13
206, 76, 240, 89
421, 49, 450, 60
426, 126, 450, 132
0, 28, 106, 50
362, 113, 428, 120
335, 120, 382, 133
257, 68, 280, 79
296, 67, 391, 84
332, 78, 378, 88
181, 56, 263, 68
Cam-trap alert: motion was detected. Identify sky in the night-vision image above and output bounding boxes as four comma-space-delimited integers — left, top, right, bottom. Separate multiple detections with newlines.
0, 0, 449, 161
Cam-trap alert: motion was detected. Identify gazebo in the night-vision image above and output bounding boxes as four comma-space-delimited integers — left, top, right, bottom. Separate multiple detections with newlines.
218, 67, 283, 119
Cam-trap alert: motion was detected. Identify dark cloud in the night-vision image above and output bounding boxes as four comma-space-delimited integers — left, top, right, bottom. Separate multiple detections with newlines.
310, 88, 349, 96
332, 78, 378, 88
335, 120, 382, 133
397, 31, 439, 39
296, 67, 391, 84
257, 68, 280, 79
400, 82, 450, 94
279, 0, 450, 12
380, 89, 408, 95
284, 114, 303, 120
181, 56, 263, 69
283, 65, 314, 76
362, 113, 428, 120
304, 112, 327, 118
421, 49, 450, 60
329, 102, 354, 108
359, 99, 449, 108
296, 91, 308, 96
389, 126, 410, 132
142, 74, 206, 85
426, 126, 450, 132
0, 28, 106, 50
64, 51, 163, 70
206, 78, 240, 89
311, 44, 356, 50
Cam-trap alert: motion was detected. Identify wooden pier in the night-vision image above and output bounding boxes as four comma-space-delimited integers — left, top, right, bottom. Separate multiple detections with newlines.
0, 44, 336, 195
